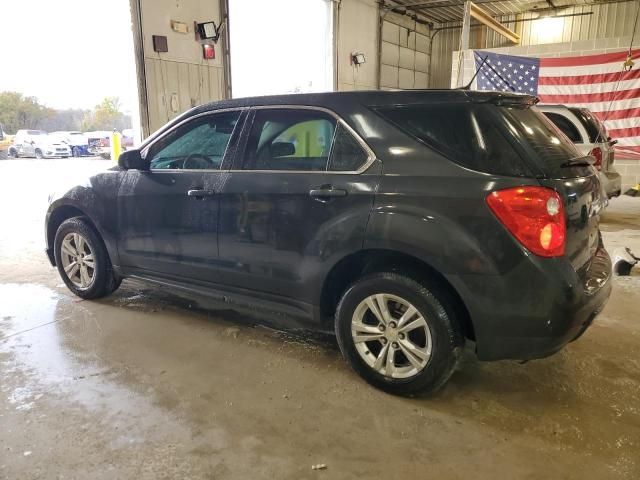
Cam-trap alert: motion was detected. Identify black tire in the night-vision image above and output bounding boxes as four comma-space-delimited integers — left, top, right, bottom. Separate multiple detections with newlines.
53, 217, 120, 299
35, 149, 43, 159
8, 148, 18, 158
335, 272, 463, 396
72, 147, 79, 157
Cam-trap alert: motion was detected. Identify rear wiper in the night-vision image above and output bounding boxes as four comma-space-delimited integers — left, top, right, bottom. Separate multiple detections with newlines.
560, 156, 594, 168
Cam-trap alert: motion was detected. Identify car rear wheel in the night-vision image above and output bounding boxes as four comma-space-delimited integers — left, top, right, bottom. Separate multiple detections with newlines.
35, 149, 43, 159
335, 272, 463, 395
54, 217, 121, 299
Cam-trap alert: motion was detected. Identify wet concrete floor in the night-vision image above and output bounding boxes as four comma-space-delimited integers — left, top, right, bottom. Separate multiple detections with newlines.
1, 159, 639, 479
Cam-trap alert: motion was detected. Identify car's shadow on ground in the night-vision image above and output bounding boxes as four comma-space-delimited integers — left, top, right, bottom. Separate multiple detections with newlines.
100, 278, 579, 402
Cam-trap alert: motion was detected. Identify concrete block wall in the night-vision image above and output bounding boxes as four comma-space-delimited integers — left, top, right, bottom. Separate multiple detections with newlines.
336, 0, 432, 91
616, 160, 640, 193
450, 36, 640, 190
337, 0, 379, 91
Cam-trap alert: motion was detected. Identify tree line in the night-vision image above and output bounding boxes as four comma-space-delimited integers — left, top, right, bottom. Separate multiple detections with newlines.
0, 92, 132, 133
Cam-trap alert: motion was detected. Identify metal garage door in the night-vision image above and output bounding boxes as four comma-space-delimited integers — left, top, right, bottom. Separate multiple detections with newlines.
380, 20, 430, 90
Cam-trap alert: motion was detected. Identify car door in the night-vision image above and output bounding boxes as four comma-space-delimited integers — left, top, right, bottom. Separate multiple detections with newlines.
18, 134, 34, 157
117, 109, 245, 283
217, 106, 380, 308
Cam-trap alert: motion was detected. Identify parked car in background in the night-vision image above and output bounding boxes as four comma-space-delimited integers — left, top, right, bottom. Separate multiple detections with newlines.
539, 105, 621, 198
85, 131, 112, 157
50, 131, 93, 157
44, 91, 612, 395
0, 124, 12, 160
8, 130, 71, 159
121, 128, 135, 149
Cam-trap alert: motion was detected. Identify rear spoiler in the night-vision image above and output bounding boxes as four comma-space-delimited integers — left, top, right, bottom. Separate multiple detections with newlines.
469, 93, 539, 107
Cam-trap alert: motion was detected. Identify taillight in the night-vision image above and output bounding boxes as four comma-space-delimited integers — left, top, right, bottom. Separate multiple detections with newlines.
590, 147, 603, 170
486, 186, 566, 257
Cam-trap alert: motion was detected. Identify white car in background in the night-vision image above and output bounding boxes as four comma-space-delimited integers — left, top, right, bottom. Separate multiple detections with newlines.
539, 105, 622, 199
50, 131, 91, 157
8, 130, 71, 159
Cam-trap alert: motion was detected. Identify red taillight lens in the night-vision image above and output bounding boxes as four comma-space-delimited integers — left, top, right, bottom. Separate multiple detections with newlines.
486, 186, 566, 257
590, 147, 603, 170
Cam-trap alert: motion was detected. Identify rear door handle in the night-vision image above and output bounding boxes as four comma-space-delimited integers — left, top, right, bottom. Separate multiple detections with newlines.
309, 187, 348, 199
187, 189, 216, 198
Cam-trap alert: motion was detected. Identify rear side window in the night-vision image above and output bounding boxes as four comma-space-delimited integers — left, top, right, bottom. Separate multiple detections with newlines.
374, 103, 532, 176
242, 109, 335, 171
502, 106, 581, 171
544, 112, 583, 143
569, 108, 606, 143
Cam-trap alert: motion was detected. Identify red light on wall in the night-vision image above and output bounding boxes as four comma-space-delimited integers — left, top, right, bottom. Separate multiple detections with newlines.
203, 44, 215, 60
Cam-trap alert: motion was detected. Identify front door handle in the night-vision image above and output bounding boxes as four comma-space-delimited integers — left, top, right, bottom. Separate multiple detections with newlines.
309, 187, 348, 200
187, 189, 216, 198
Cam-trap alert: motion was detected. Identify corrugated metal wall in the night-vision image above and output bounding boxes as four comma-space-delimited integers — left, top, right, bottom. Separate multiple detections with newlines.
430, 0, 640, 88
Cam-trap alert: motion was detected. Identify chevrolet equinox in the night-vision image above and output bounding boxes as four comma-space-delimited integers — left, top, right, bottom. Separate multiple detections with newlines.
45, 91, 612, 394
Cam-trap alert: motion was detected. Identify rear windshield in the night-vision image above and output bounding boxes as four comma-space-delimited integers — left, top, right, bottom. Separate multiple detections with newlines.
569, 108, 606, 143
375, 103, 581, 178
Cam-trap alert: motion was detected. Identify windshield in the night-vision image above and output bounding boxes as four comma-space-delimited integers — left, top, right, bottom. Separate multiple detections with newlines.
27, 130, 46, 135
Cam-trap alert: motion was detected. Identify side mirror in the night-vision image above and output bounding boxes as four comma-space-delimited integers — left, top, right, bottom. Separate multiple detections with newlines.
118, 149, 149, 170
271, 142, 295, 158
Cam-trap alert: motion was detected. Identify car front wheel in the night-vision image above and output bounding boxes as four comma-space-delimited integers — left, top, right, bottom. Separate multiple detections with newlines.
335, 272, 463, 395
54, 217, 121, 299
35, 149, 43, 159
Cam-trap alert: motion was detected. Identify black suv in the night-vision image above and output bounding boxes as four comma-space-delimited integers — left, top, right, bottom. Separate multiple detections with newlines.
45, 91, 612, 394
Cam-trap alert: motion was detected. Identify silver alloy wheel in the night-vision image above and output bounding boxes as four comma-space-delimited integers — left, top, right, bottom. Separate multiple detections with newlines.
351, 293, 432, 379
60, 232, 96, 290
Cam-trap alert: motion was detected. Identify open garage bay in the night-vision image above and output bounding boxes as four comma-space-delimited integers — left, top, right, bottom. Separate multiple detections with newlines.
1, 158, 639, 479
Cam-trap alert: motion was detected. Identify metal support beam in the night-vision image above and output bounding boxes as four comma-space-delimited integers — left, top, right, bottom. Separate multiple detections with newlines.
454, 0, 471, 87
469, 1, 520, 44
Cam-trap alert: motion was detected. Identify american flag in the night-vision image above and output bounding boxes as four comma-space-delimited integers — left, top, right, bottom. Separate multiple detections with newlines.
474, 49, 640, 159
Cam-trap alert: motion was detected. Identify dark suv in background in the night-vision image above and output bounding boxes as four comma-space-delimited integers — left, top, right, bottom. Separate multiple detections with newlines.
45, 91, 612, 395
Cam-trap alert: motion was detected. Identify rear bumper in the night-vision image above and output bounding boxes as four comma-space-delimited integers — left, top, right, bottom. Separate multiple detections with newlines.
451, 246, 612, 361
600, 170, 622, 198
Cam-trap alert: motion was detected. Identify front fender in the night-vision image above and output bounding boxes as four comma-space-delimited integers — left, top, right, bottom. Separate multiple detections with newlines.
46, 170, 122, 266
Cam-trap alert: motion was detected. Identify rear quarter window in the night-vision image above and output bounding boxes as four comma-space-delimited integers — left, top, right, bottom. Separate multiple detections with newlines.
373, 103, 533, 177
569, 108, 606, 143
543, 112, 583, 143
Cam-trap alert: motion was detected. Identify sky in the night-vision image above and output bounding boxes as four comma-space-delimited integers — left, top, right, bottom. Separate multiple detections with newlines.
0, 0, 138, 112
229, 0, 332, 98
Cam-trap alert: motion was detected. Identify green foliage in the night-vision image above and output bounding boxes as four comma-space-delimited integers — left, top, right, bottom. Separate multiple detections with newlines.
82, 96, 130, 131
0, 92, 132, 133
0, 92, 54, 133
